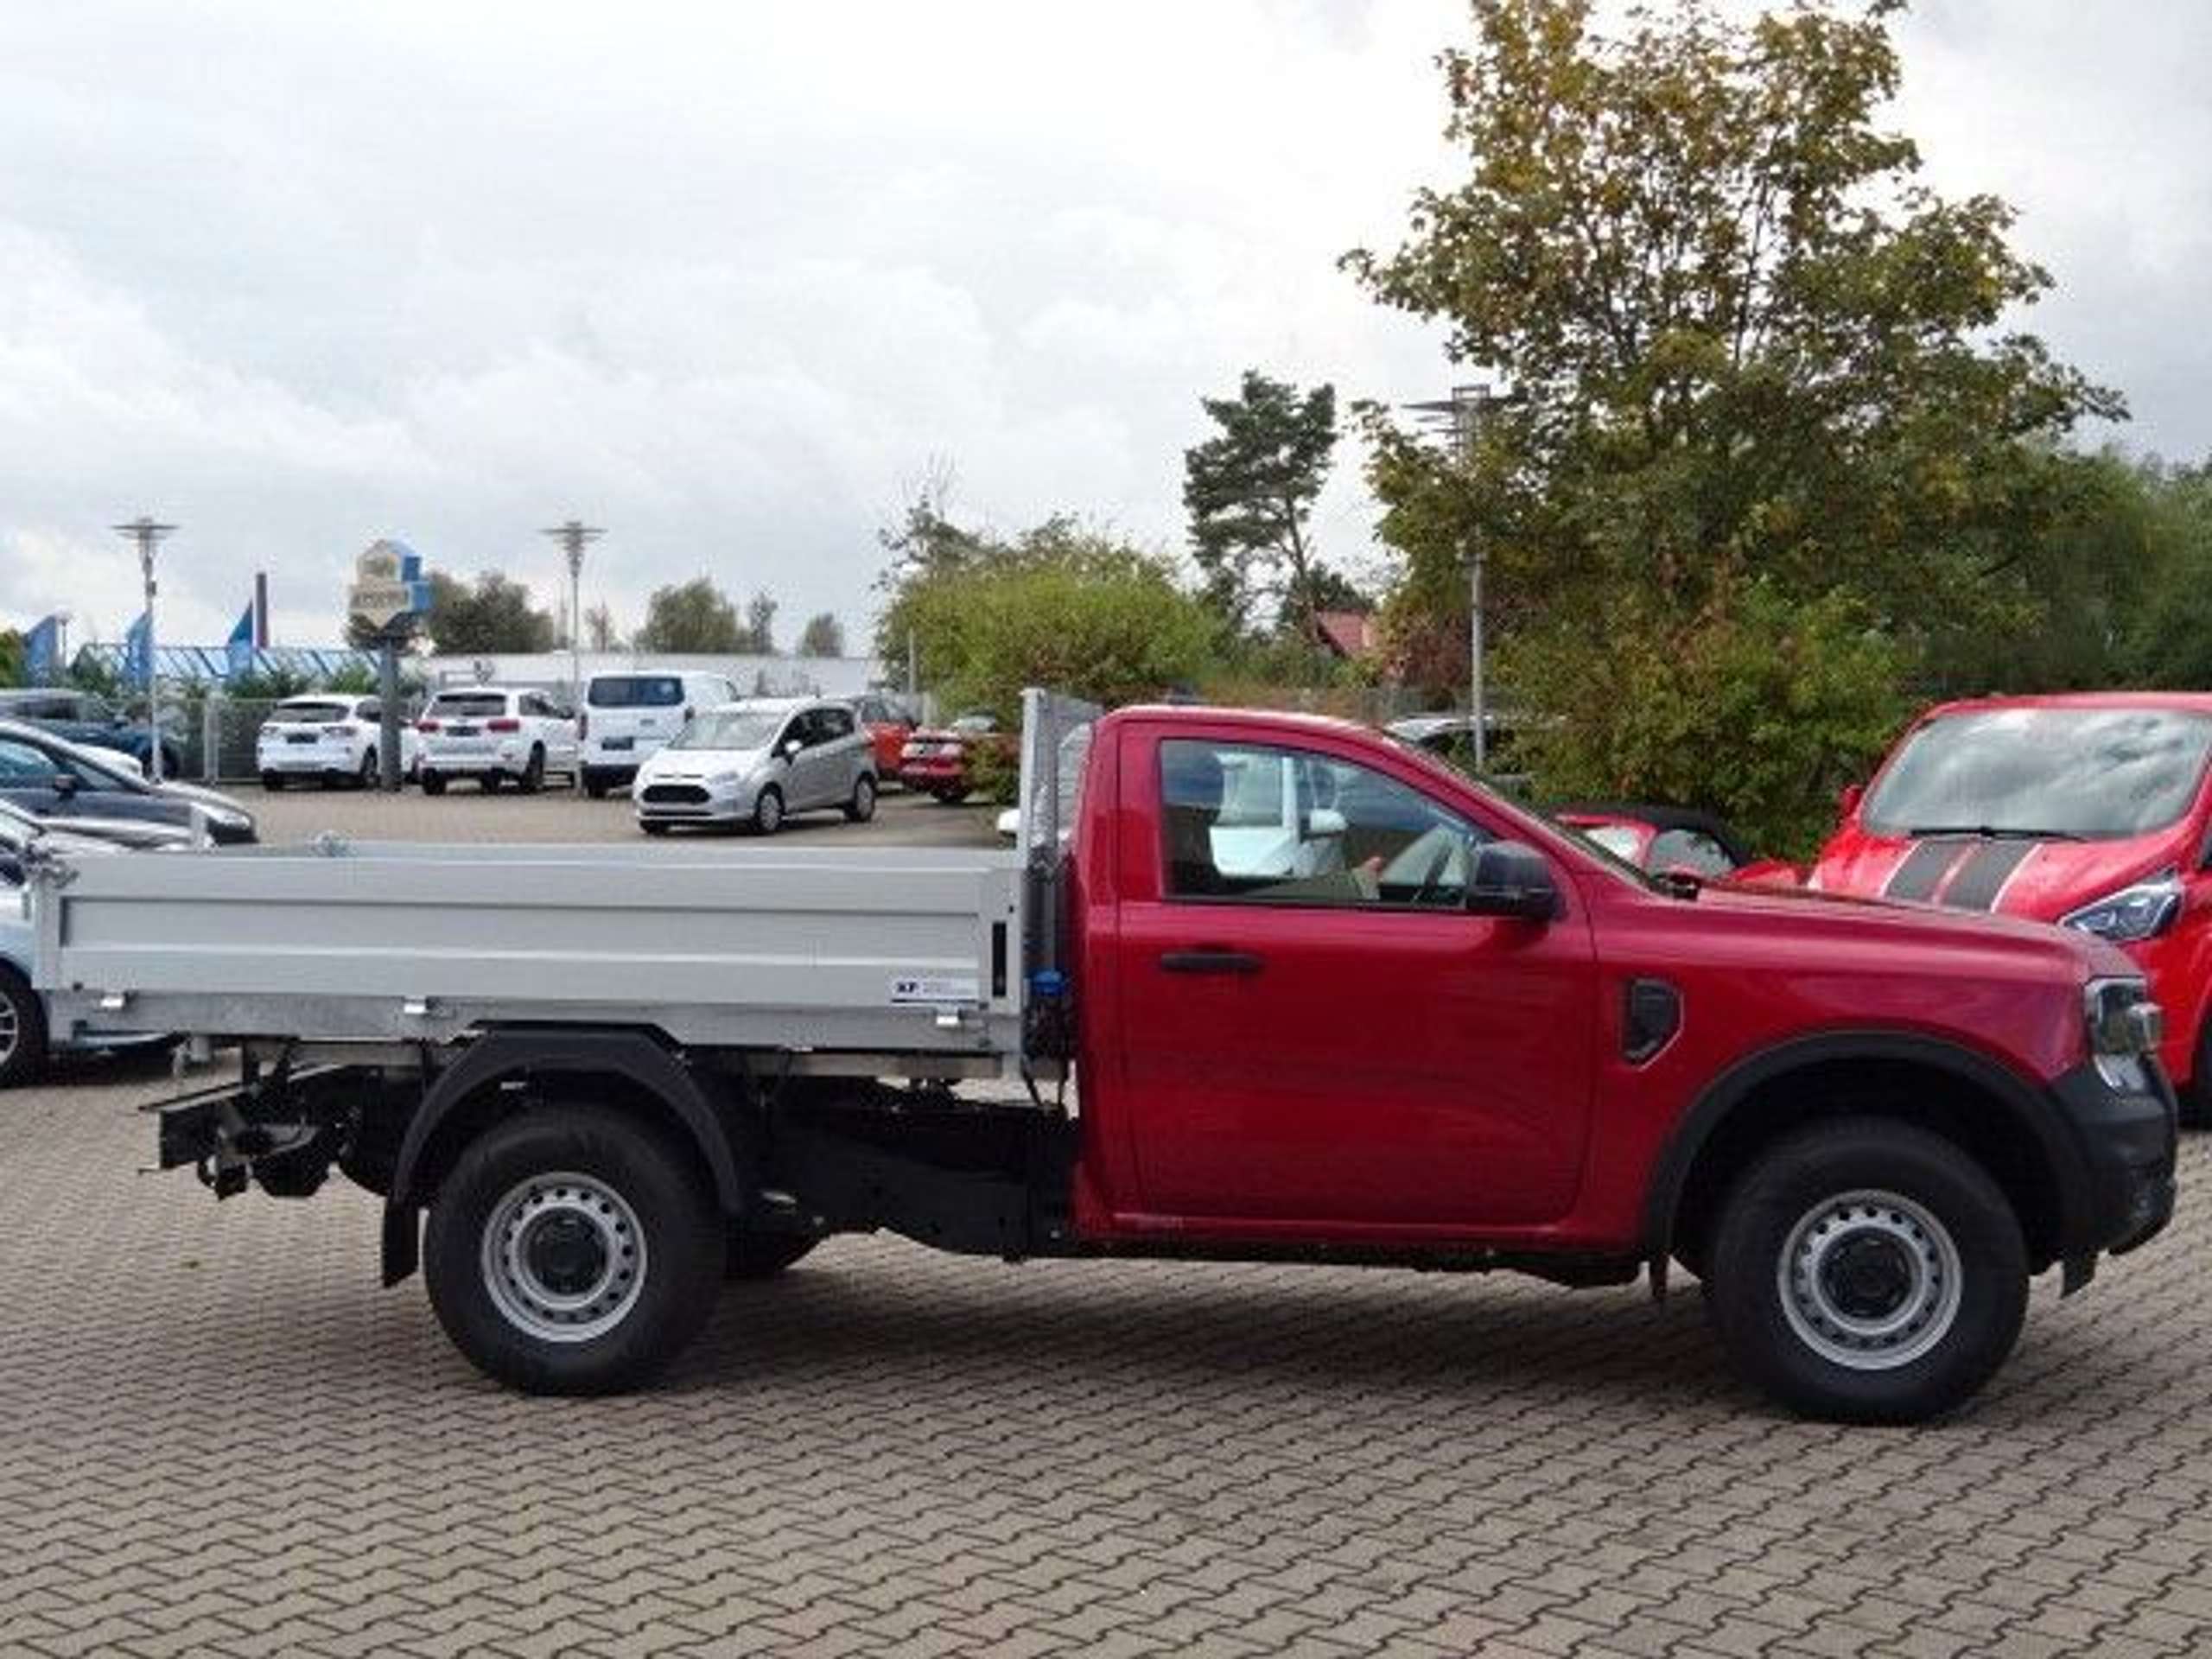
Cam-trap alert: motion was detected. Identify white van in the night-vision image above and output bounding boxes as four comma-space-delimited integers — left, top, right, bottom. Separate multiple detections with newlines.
580, 670, 738, 798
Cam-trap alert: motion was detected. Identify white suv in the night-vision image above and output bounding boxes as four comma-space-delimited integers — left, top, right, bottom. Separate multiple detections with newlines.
416, 687, 580, 795
580, 670, 737, 798
257, 695, 420, 791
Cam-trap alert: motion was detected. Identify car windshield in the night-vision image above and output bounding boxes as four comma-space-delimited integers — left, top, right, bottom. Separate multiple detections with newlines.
428, 693, 507, 719
1862, 707, 2212, 840
588, 676, 683, 708
274, 702, 349, 724
668, 710, 783, 751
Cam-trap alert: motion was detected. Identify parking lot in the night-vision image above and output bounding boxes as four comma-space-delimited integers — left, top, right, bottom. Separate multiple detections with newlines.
3, 786, 2211, 1659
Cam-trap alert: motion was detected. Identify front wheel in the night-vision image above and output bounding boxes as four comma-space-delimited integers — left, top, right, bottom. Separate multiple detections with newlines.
0, 965, 49, 1089
357, 751, 379, 790
261, 771, 285, 792
583, 770, 612, 800
2182, 1022, 2212, 1130
423, 1107, 725, 1395
420, 769, 447, 796
1705, 1118, 2026, 1424
752, 786, 784, 836
844, 774, 877, 823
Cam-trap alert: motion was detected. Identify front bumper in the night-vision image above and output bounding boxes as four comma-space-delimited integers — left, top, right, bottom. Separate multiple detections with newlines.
633, 778, 752, 823
2051, 1058, 2178, 1262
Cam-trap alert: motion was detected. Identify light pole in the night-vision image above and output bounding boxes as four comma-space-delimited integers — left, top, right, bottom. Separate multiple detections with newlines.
541, 519, 604, 711
1405, 385, 1498, 772
112, 517, 176, 782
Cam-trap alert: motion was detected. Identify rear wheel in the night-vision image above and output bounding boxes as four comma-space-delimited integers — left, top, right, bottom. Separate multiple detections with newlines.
261, 771, 284, 792
583, 770, 613, 800
932, 787, 968, 805
753, 786, 785, 836
1705, 1117, 2026, 1424
518, 746, 546, 794
480, 772, 503, 793
357, 751, 378, 790
844, 774, 877, 823
420, 769, 448, 796
423, 1107, 725, 1395
0, 965, 49, 1089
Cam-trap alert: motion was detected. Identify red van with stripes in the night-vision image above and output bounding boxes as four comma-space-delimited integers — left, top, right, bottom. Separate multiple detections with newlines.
1809, 692, 2212, 1124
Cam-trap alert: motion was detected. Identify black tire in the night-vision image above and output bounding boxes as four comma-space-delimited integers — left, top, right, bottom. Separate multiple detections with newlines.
480, 772, 503, 793
261, 771, 284, 792
932, 787, 968, 805
357, 752, 378, 790
1705, 1117, 2027, 1424
2182, 1023, 2212, 1130
752, 786, 785, 836
726, 1230, 818, 1281
0, 965, 49, 1089
423, 1106, 725, 1395
517, 746, 546, 794
583, 770, 612, 800
420, 769, 447, 797
843, 773, 878, 823
640, 821, 671, 836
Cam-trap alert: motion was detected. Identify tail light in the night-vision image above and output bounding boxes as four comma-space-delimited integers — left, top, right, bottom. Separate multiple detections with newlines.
321, 725, 352, 738
487, 717, 521, 733
416, 718, 441, 733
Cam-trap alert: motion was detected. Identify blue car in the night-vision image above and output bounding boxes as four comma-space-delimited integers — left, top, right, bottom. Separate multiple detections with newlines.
0, 687, 183, 779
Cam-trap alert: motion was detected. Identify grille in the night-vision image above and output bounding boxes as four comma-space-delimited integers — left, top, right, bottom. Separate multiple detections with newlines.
641, 784, 709, 805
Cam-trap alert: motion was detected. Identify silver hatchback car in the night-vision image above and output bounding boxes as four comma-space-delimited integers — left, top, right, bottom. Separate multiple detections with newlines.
632, 698, 877, 835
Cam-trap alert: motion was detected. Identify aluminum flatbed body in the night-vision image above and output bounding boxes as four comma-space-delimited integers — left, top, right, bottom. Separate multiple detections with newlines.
32, 838, 1029, 1067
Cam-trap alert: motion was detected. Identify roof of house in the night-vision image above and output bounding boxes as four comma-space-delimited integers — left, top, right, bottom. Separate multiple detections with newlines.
1313, 610, 1377, 658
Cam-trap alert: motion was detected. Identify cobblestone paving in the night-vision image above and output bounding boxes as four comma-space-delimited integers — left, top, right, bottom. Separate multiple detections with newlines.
1, 1055, 2207, 1659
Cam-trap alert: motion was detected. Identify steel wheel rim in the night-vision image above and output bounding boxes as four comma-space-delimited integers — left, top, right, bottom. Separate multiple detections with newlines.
1777, 1188, 1962, 1371
759, 791, 781, 831
855, 779, 874, 817
480, 1172, 648, 1344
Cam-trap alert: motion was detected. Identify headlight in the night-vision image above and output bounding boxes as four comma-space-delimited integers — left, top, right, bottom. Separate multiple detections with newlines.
709, 771, 743, 787
203, 807, 251, 830
2063, 871, 2183, 943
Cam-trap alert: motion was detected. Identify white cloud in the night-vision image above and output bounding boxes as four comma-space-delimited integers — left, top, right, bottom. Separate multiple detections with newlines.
0, 0, 2203, 652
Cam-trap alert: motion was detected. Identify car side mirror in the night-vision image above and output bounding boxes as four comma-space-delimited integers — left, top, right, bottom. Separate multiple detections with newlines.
51, 772, 79, 798
1465, 840, 1560, 922
782, 738, 803, 758
1838, 782, 1865, 819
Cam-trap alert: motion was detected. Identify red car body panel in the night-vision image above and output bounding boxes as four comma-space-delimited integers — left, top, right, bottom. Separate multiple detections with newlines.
1807, 691, 2212, 1090
1064, 706, 2130, 1255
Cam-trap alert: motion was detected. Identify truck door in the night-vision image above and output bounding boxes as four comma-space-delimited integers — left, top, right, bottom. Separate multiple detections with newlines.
1109, 727, 1599, 1230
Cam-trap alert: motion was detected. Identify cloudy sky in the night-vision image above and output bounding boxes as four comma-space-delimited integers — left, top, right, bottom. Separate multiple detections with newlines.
3, 0, 2203, 654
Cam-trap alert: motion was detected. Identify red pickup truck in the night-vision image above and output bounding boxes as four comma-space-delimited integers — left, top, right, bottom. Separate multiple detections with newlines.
134, 703, 2177, 1422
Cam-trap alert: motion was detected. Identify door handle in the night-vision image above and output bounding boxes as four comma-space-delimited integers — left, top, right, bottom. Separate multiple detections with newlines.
1159, 949, 1265, 976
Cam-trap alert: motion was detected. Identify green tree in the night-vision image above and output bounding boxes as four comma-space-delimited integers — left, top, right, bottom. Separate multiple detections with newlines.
877, 514, 1214, 720
1183, 371, 1343, 641
0, 628, 22, 688
739, 590, 779, 655
1346, 0, 2122, 846
796, 612, 846, 657
583, 602, 623, 652
421, 571, 557, 655
636, 576, 743, 653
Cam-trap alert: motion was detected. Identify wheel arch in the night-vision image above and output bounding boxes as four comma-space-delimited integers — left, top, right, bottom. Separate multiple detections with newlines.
381, 1027, 746, 1286
1646, 1033, 2076, 1277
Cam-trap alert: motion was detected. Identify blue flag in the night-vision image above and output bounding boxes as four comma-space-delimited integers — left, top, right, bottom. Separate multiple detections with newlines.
23, 614, 59, 683
123, 611, 151, 689
226, 603, 255, 678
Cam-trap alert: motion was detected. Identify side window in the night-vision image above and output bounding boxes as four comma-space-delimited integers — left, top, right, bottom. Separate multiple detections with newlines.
1160, 740, 1491, 909
819, 707, 855, 741
0, 739, 55, 782
358, 700, 382, 723
1649, 827, 1737, 878
521, 694, 549, 719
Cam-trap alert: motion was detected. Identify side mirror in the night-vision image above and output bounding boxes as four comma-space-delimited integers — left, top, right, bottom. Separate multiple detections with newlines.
781, 738, 804, 758
1465, 840, 1560, 922
51, 772, 79, 799
1838, 782, 1865, 819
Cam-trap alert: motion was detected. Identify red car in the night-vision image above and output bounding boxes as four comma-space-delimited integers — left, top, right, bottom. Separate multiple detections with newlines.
898, 711, 1011, 803
852, 694, 918, 783
1808, 692, 2212, 1123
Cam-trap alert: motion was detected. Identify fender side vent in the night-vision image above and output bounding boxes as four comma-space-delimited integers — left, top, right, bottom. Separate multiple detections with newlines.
1623, 979, 1681, 1065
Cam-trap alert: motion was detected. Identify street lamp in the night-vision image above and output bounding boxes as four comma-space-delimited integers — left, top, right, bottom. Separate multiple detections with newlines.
1404, 385, 1499, 772
111, 517, 176, 782
541, 519, 605, 711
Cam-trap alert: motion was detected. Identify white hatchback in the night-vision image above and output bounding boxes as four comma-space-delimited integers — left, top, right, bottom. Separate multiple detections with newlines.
580, 670, 737, 798
633, 699, 875, 834
256, 695, 419, 791
416, 687, 580, 794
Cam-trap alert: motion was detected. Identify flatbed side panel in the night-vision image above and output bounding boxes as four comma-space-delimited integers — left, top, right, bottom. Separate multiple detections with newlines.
36, 843, 1025, 1052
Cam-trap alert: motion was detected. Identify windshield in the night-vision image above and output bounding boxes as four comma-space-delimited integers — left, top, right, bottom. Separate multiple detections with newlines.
1863, 707, 2212, 840
588, 676, 683, 709
428, 693, 508, 719
273, 702, 349, 725
668, 710, 783, 751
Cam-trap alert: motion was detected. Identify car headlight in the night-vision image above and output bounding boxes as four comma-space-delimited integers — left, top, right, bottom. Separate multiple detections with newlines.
2063, 871, 2183, 943
202, 806, 251, 830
